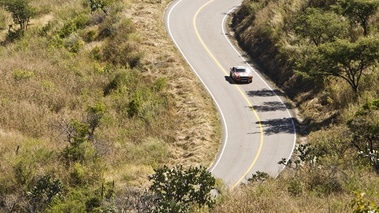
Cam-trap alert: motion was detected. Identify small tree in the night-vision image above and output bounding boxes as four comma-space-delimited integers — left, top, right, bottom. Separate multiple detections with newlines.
0, 0, 35, 30
59, 103, 105, 164
148, 165, 216, 212
27, 175, 63, 212
337, 0, 379, 36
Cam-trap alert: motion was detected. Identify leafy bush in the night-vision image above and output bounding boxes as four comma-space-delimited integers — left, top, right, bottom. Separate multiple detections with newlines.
287, 178, 303, 197
347, 99, 379, 171
101, 38, 142, 68
248, 171, 270, 183
12, 69, 34, 81
38, 20, 54, 37
59, 13, 90, 39
64, 33, 84, 53
148, 165, 216, 212
103, 70, 132, 95
27, 175, 63, 212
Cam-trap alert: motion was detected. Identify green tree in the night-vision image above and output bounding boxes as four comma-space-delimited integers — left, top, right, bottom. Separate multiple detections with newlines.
60, 104, 105, 164
337, 0, 379, 36
297, 37, 379, 94
0, 0, 35, 30
148, 165, 216, 213
294, 7, 349, 46
27, 175, 63, 212
347, 99, 379, 171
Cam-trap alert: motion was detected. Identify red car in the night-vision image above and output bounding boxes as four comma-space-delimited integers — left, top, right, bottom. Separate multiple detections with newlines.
230, 66, 253, 83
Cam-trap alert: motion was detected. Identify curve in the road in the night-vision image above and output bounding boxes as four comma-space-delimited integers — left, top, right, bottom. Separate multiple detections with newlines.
192, 1, 266, 189
166, 0, 230, 174
166, 0, 297, 189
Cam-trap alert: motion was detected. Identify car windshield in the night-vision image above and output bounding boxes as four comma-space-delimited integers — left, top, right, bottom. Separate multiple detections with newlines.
236, 68, 246, 72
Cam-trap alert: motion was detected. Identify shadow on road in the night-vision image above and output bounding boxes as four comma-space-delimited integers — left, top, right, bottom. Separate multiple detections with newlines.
247, 89, 286, 97
224, 76, 234, 84
251, 101, 292, 112
257, 117, 297, 135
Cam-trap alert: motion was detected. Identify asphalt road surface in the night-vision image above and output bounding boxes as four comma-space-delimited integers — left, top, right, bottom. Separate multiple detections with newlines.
165, 0, 296, 189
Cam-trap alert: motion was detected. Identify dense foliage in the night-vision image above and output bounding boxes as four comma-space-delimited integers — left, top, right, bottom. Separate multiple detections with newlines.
148, 165, 216, 212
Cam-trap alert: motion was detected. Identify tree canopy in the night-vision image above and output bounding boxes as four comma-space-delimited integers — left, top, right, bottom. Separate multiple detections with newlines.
297, 37, 379, 94
294, 7, 349, 46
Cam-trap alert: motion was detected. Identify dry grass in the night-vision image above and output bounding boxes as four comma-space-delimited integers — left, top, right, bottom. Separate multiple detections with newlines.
0, 0, 221, 192
212, 167, 379, 212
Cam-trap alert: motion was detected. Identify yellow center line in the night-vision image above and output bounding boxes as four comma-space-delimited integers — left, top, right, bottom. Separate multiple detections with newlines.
193, 0, 265, 190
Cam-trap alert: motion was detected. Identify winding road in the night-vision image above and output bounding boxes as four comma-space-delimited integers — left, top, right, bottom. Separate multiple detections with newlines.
165, 0, 296, 189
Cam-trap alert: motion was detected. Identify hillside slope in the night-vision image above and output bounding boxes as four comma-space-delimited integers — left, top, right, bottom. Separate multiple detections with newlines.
0, 0, 220, 211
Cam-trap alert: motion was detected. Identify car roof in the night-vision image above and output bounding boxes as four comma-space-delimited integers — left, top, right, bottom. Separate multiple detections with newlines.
235, 66, 246, 69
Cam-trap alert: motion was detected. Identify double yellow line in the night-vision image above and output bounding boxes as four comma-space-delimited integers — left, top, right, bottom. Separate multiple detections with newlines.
193, 0, 265, 190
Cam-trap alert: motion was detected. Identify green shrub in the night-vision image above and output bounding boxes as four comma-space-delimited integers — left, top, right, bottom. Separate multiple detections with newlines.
59, 22, 77, 39
13, 160, 35, 188
46, 189, 87, 213
12, 69, 34, 81
5, 29, 25, 43
38, 21, 54, 37
248, 171, 270, 182
59, 13, 90, 39
28, 175, 63, 212
103, 70, 131, 95
101, 39, 142, 68
287, 178, 303, 197
149, 165, 216, 212
49, 34, 64, 49
64, 33, 84, 53
69, 163, 86, 186
62, 142, 87, 164
73, 13, 90, 29
91, 46, 101, 60
153, 77, 168, 92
